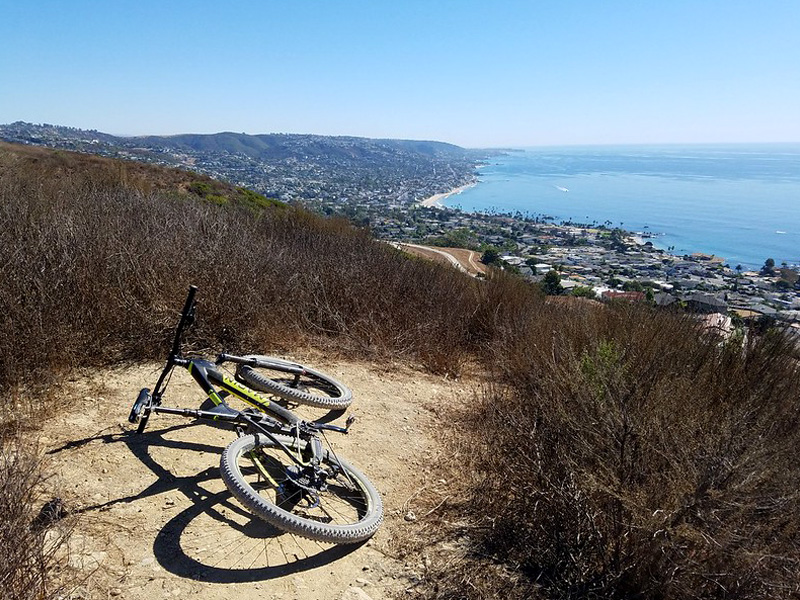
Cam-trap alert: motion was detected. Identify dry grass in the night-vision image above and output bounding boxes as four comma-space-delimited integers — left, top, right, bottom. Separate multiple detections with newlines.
0, 144, 511, 598
0, 144, 518, 388
0, 431, 69, 600
405, 302, 800, 599
0, 141, 241, 201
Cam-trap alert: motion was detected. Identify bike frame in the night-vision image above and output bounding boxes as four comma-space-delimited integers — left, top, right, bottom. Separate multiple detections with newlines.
131, 286, 349, 469
159, 356, 285, 417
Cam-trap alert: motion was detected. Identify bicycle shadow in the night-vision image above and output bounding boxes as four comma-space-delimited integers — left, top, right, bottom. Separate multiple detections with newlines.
154, 485, 361, 583
50, 421, 363, 583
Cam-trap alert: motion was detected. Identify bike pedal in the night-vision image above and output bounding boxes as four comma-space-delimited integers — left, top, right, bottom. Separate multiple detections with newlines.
129, 388, 151, 423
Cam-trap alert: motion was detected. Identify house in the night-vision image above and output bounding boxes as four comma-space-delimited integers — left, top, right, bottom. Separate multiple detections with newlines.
702, 313, 733, 337
685, 293, 728, 314
690, 252, 726, 264
501, 255, 525, 266
560, 279, 581, 291
649, 280, 674, 291
654, 292, 678, 308
748, 303, 778, 317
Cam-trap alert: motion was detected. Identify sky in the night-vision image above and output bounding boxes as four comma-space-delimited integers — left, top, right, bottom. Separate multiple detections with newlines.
1, 0, 799, 148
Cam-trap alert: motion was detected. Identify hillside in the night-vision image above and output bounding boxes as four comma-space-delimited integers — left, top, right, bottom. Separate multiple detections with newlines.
0, 141, 283, 211
129, 132, 472, 161
0, 122, 474, 161
0, 121, 485, 207
2, 143, 799, 600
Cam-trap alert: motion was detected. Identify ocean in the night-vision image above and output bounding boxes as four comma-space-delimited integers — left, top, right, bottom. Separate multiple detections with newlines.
444, 145, 800, 269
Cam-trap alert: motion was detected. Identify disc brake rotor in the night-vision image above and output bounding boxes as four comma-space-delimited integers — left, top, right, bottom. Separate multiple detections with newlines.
281, 465, 328, 509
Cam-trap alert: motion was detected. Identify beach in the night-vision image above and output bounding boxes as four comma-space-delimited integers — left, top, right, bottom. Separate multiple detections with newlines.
418, 182, 476, 208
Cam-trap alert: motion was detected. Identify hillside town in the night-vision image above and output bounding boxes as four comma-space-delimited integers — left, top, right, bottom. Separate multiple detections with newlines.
4, 121, 798, 332
370, 202, 800, 333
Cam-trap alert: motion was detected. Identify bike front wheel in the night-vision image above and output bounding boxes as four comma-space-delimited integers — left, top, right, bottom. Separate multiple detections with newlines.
220, 434, 383, 544
236, 356, 353, 410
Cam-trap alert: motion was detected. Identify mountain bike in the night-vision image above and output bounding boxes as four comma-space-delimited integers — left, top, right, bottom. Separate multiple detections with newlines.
128, 285, 383, 544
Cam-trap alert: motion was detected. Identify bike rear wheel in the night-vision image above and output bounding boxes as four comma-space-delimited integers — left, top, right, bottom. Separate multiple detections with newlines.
236, 356, 352, 410
220, 434, 382, 544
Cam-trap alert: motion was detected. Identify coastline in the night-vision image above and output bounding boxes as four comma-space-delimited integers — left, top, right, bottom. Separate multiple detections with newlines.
446, 147, 800, 269
418, 182, 476, 208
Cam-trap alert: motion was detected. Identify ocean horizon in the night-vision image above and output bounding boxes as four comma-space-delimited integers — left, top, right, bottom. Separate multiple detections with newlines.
445, 144, 800, 270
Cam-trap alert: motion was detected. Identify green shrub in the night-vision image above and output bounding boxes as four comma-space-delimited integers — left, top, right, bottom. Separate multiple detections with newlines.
541, 270, 564, 295
237, 188, 284, 211
188, 181, 213, 197
571, 285, 595, 298
204, 193, 228, 205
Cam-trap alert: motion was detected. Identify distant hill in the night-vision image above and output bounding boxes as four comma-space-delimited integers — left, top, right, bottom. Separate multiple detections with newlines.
0, 122, 486, 207
0, 121, 474, 160
128, 131, 472, 161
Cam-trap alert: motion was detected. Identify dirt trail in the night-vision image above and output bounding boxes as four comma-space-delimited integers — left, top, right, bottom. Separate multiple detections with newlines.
41, 359, 471, 600
396, 244, 486, 276
442, 248, 487, 276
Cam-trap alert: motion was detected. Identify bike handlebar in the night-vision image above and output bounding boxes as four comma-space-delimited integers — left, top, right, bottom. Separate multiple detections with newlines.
169, 285, 197, 361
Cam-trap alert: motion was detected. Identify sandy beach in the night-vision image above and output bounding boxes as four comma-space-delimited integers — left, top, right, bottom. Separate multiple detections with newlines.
418, 182, 476, 208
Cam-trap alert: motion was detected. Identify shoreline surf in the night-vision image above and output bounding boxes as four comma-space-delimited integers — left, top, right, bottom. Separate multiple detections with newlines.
418, 182, 477, 208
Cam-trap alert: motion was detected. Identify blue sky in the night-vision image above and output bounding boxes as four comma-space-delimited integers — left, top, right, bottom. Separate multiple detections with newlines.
1, 1, 798, 147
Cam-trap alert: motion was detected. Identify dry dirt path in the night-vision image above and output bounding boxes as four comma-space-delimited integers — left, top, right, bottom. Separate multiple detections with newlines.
441, 248, 487, 276
398, 243, 466, 274
41, 359, 471, 600
395, 244, 486, 277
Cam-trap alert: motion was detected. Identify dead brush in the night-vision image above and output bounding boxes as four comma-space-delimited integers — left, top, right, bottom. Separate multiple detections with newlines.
7, 143, 799, 599
0, 147, 517, 388
421, 303, 800, 599
0, 432, 70, 600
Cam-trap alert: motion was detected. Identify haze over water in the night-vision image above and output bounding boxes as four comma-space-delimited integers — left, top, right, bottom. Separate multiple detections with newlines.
446, 145, 800, 269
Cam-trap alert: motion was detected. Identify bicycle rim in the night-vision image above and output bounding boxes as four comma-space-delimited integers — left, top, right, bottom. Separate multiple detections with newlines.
220, 434, 382, 544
